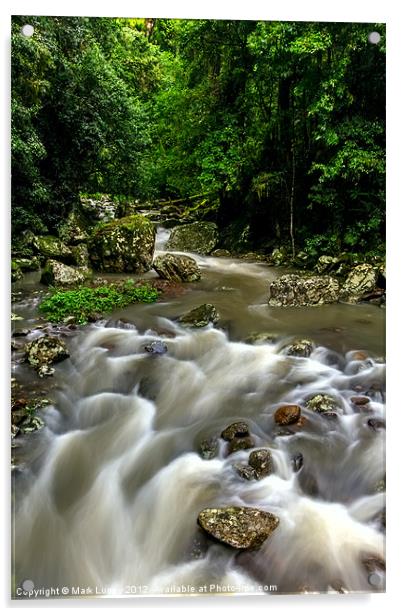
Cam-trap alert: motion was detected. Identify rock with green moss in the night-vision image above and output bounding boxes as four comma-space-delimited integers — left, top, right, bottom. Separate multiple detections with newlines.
178, 303, 220, 328
33, 235, 75, 264
271, 247, 288, 266
153, 253, 201, 282
58, 208, 90, 245
11, 261, 23, 282
88, 215, 155, 273
166, 222, 219, 255
40, 259, 91, 286
13, 257, 40, 272
197, 506, 280, 549
268, 274, 339, 306
315, 255, 340, 274
71, 244, 90, 267
25, 335, 69, 372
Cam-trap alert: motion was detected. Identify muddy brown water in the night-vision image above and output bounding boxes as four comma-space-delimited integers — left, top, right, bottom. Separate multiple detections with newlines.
11, 228, 385, 597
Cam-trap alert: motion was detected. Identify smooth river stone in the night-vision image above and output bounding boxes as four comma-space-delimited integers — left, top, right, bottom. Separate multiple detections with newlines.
274, 405, 301, 425
197, 506, 280, 549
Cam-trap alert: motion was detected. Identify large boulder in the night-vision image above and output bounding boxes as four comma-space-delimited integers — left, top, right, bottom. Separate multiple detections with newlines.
25, 335, 70, 372
268, 274, 339, 307
71, 244, 90, 268
153, 253, 201, 282
33, 235, 75, 265
197, 506, 280, 549
166, 222, 219, 255
178, 303, 220, 328
88, 215, 155, 273
40, 259, 91, 286
340, 264, 378, 303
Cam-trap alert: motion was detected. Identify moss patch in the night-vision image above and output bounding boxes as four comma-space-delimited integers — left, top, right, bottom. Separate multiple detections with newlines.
39, 281, 159, 324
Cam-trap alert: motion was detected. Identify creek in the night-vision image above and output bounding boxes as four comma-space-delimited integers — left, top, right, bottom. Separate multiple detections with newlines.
12, 227, 386, 596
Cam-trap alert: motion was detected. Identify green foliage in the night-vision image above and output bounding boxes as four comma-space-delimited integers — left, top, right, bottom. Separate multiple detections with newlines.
39, 281, 159, 324
12, 17, 385, 255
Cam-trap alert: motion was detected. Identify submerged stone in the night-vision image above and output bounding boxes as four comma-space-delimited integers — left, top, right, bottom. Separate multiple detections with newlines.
166, 222, 219, 255
199, 436, 219, 460
144, 340, 168, 355
178, 304, 220, 328
197, 506, 280, 549
274, 405, 301, 425
153, 253, 201, 282
245, 332, 279, 345
234, 463, 257, 481
248, 449, 274, 479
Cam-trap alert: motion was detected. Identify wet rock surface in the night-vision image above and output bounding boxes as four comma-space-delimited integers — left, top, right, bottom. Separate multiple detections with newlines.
178, 303, 220, 328
25, 335, 70, 373
285, 339, 315, 357
197, 506, 280, 549
153, 253, 201, 282
268, 274, 339, 307
305, 393, 340, 414
166, 221, 219, 255
340, 264, 379, 303
199, 436, 219, 460
274, 405, 301, 425
40, 259, 91, 286
221, 422, 250, 441
144, 340, 168, 355
248, 449, 274, 479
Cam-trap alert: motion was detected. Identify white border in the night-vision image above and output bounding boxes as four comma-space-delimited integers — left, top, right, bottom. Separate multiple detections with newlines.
1, 1, 401, 614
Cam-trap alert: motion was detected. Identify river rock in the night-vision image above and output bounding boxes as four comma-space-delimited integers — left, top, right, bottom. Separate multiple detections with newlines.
211, 249, 231, 257
268, 274, 339, 307
144, 340, 168, 355
274, 405, 301, 425
227, 436, 255, 454
25, 335, 69, 371
153, 253, 201, 282
58, 207, 90, 245
286, 339, 314, 358
88, 215, 155, 273
166, 222, 219, 255
40, 259, 91, 286
340, 264, 378, 303
245, 332, 278, 345
197, 506, 280, 549
80, 194, 119, 222
351, 395, 370, 406
221, 421, 250, 441
305, 393, 339, 414
234, 464, 257, 481
178, 303, 220, 328
33, 235, 75, 264
199, 436, 219, 460
12, 257, 40, 272
249, 449, 274, 479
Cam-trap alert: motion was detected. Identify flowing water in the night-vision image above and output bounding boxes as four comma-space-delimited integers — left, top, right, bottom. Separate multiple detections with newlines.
12, 228, 386, 597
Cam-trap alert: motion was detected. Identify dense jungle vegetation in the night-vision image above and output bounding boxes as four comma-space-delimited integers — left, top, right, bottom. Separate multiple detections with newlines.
11, 16, 385, 259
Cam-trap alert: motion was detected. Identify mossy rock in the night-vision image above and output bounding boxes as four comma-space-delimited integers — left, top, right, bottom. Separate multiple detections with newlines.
11, 261, 23, 282
58, 208, 91, 245
12, 257, 40, 272
33, 235, 75, 265
153, 253, 201, 282
40, 259, 92, 286
166, 222, 219, 255
88, 215, 155, 273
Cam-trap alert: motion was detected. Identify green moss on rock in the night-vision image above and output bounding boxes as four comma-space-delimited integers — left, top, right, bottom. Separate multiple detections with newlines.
88, 215, 155, 273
